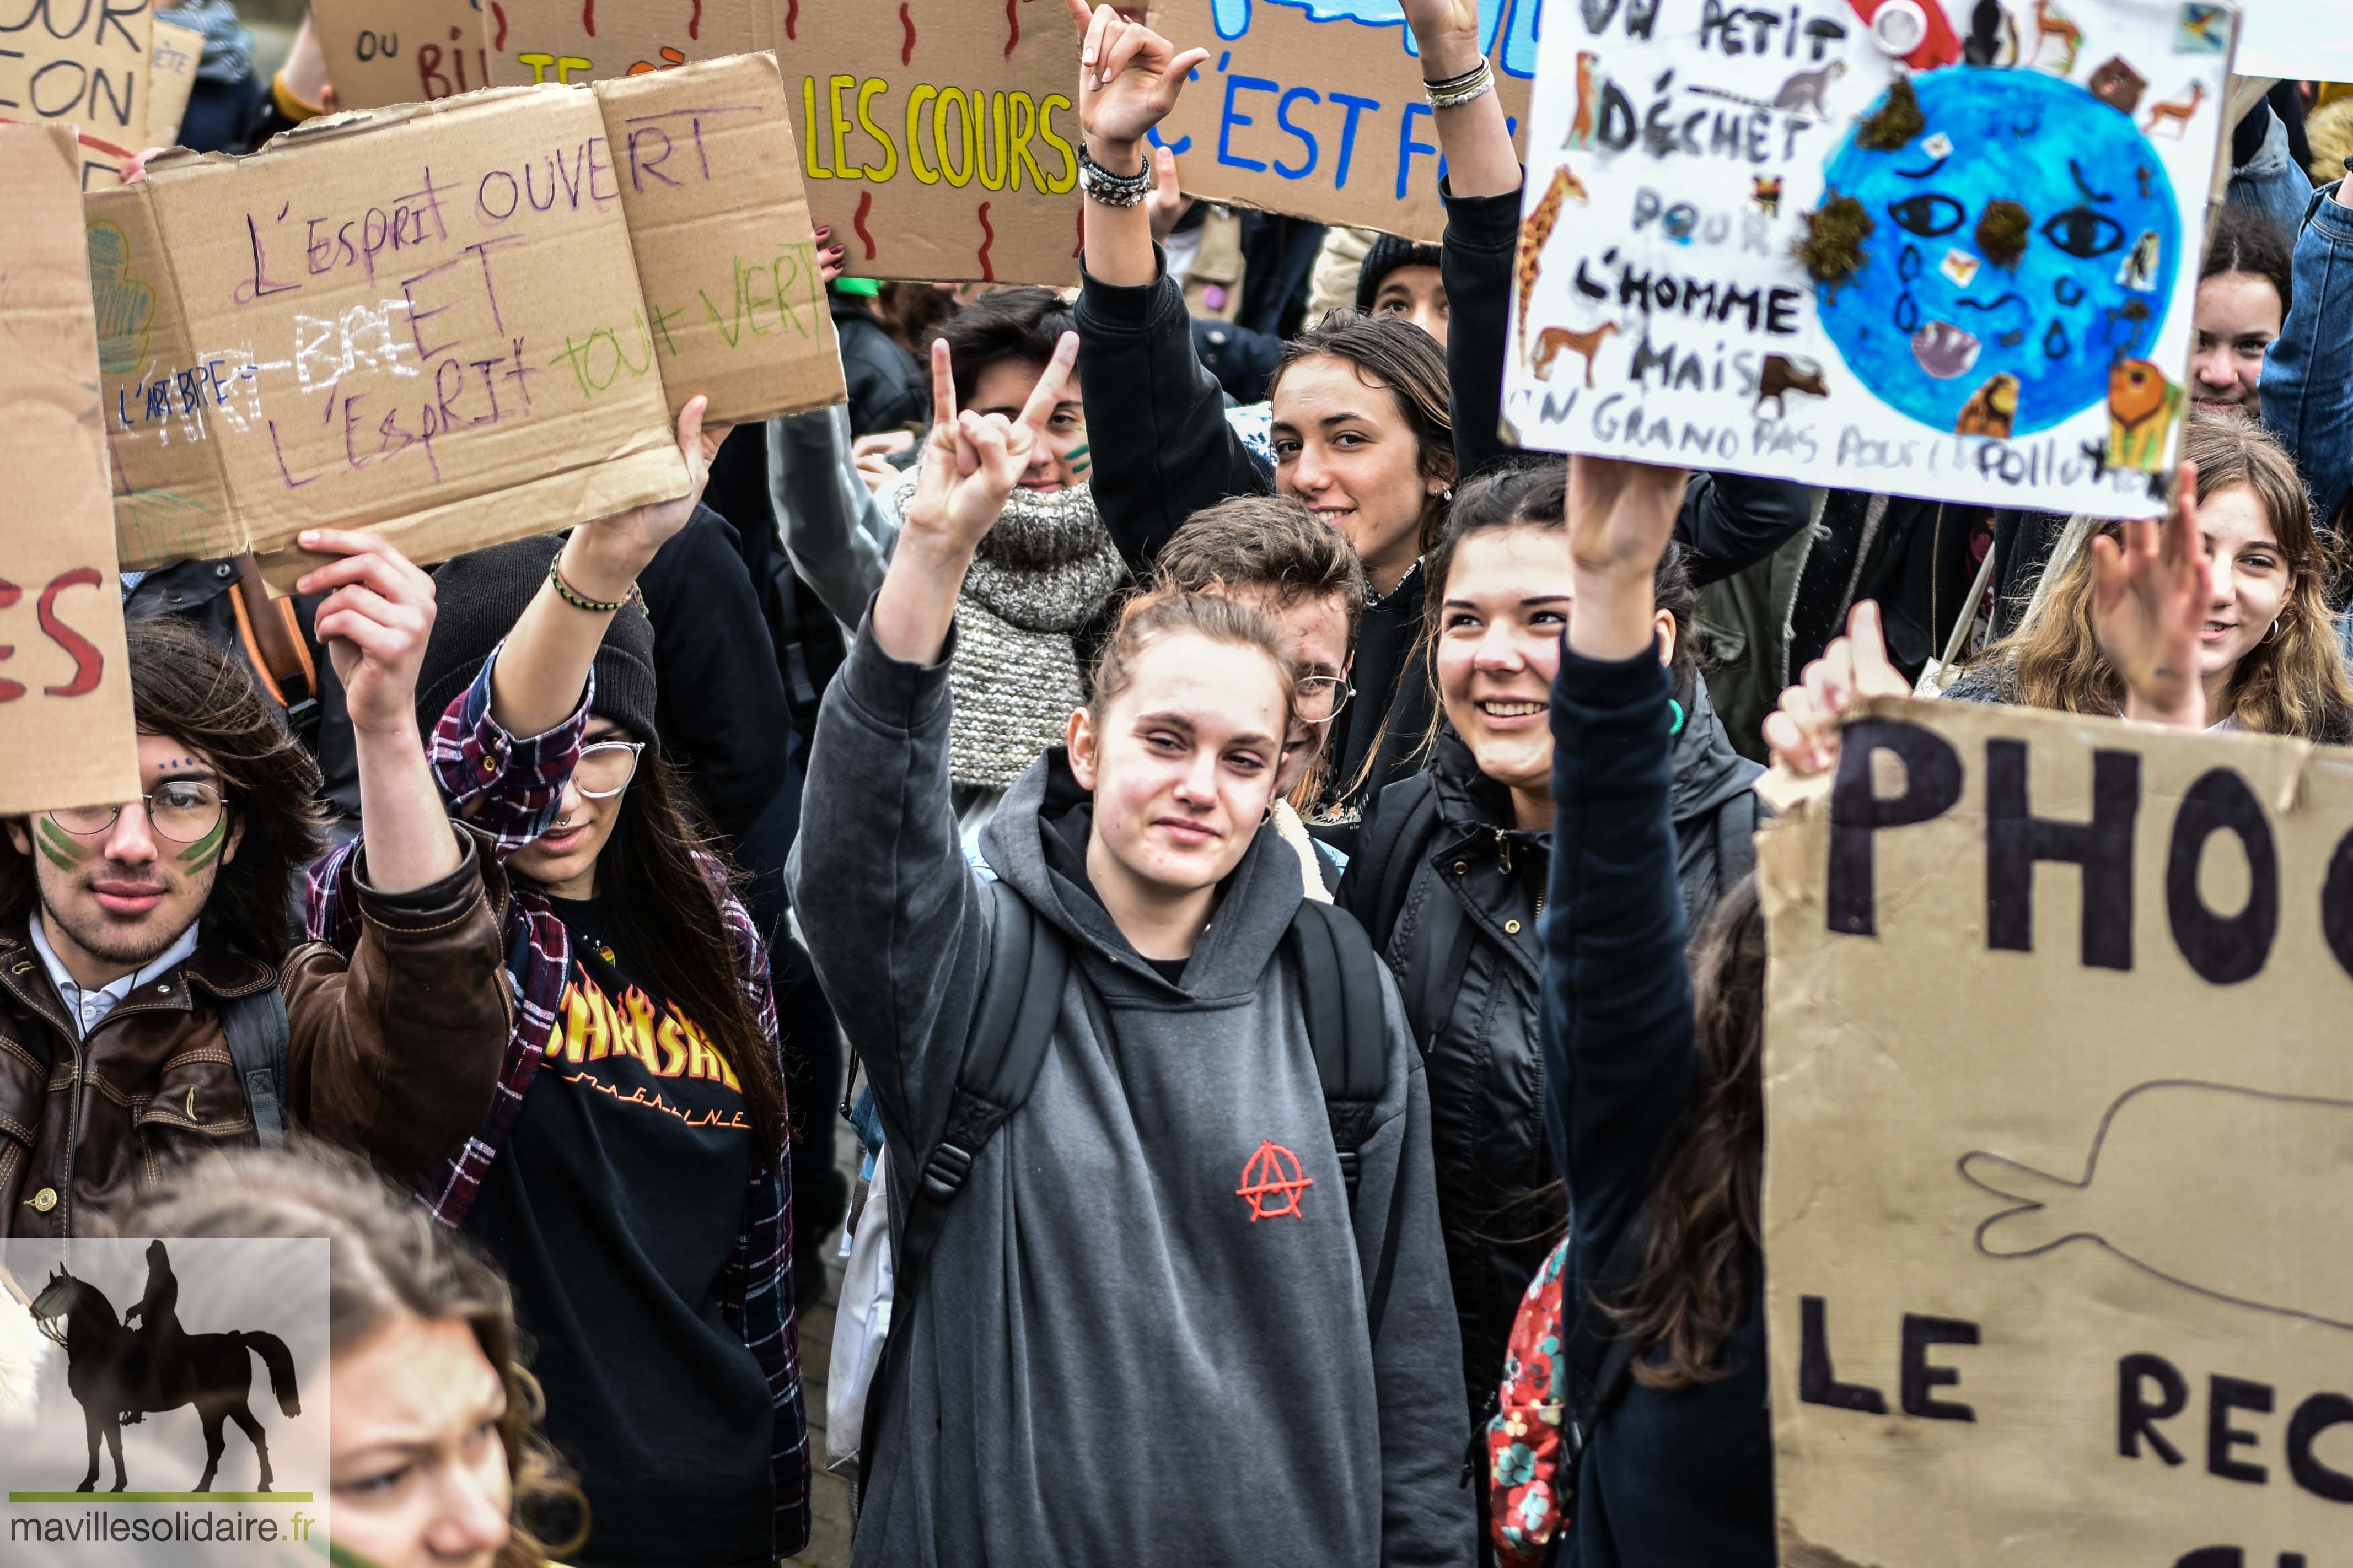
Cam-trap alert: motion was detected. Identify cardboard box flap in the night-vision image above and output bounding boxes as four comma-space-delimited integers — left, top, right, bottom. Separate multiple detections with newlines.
2, 122, 141, 815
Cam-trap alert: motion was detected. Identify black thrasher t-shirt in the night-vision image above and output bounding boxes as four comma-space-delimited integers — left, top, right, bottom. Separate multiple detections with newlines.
462, 895, 771, 1566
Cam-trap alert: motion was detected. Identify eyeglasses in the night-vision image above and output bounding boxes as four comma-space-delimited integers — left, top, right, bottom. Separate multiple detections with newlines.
1294, 675, 1354, 724
50, 781, 228, 844
574, 741, 646, 799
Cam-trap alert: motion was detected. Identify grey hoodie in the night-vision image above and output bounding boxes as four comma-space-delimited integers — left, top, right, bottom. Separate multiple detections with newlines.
789, 620, 1474, 1568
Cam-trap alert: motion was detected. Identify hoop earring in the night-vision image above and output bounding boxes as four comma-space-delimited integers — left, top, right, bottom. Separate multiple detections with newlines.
2263, 618, 2282, 645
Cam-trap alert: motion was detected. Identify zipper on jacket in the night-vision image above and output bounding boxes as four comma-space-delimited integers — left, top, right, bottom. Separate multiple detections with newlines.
1495, 829, 1511, 876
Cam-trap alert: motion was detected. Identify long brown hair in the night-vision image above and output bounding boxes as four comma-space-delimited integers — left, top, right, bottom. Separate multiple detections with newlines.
1270, 310, 1458, 561
0, 618, 327, 960
130, 1142, 589, 1566
593, 753, 787, 1173
1602, 875, 1767, 1389
1971, 412, 2353, 741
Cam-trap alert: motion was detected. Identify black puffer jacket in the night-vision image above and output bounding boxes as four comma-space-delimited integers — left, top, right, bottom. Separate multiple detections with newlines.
1340, 729, 1552, 1414
1339, 678, 1763, 1412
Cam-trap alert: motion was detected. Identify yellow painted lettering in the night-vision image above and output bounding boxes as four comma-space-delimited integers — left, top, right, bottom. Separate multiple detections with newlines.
799, 77, 832, 177
976, 90, 1008, 191
856, 77, 898, 182
829, 74, 858, 187
1009, 91, 1044, 193
905, 85, 940, 184
516, 51, 556, 84
935, 87, 975, 188
1035, 94, 1079, 194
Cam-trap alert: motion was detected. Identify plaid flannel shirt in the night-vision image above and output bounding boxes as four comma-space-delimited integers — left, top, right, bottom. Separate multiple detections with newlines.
304, 653, 809, 1558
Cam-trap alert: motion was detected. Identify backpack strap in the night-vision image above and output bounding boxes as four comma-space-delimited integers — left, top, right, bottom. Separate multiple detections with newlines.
1348, 777, 1440, 954
1285, 899, 1415, 1342
1285, 899, 1387, 1209
219, 986, 292, 1151
1711, 788, 1761, 899
859, 877, 1067, 1494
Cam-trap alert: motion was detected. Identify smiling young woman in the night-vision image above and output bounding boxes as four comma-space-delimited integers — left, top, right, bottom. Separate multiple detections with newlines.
1339, 459, 1762, 1438
1951, 411, 2353, 740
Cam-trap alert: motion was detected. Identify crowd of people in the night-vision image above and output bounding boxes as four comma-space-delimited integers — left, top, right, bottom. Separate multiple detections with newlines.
7, 2, 2353, 1566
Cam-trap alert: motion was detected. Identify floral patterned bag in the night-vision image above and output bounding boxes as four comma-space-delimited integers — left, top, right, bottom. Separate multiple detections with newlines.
1487, 1238, 1571, 1565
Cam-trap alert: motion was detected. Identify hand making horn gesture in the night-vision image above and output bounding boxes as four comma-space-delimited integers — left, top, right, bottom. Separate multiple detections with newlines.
874, 331, 1081, 667
2091, 461, 2211, 730
902, 331, 1081, 556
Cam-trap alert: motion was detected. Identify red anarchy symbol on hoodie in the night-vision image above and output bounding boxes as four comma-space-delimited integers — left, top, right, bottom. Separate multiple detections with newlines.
1237, 1139, 1314, 1223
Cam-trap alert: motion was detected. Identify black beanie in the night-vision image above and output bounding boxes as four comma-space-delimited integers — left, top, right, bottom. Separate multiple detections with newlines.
412, 534, 661, 747
1354, 234, 1446, 313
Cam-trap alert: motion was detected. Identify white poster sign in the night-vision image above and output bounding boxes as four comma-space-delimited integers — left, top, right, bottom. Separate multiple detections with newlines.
1504, 0, 2237, 518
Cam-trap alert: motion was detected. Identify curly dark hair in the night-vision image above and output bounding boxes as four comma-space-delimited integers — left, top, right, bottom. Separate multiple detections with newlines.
2202, 201, 2293, 313
131, 1141, 589, 1565
0, 617, 326, 959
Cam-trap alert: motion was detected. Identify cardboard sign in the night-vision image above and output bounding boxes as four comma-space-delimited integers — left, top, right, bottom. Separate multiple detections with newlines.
0, 0, 152, 185
592, 54, 844, 423
1761, 696, 2353, 1565
1503, 0, 2233, 519
311, 0, 495, 111
1147, 0, 1535, 241
90, 83, 692, 590
0, 123, 141, 816
482, 0, 1084, 283
146, 16, 203, 146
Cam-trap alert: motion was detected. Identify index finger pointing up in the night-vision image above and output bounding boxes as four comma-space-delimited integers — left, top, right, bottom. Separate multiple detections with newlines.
1016, 331, 1081, 433
931, 338, 958, 434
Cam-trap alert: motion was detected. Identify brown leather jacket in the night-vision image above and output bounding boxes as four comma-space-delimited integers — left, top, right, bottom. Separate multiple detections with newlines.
0, 832, 513, 1238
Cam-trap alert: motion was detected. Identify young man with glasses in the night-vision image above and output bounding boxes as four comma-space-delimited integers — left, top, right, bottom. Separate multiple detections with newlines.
1151, 494, 1367, 895
0, 534, 514, 1239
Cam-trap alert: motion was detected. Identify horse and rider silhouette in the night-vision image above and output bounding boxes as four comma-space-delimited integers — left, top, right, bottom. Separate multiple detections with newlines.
26, 1240, 300, 1494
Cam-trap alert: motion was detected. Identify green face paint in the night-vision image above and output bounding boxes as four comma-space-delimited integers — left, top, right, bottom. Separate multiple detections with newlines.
176, 813, 228, 872
33, 816, 86, 873
1065, 441, 1093, 477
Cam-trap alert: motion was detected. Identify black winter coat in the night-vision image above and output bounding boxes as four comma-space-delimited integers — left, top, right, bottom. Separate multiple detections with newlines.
1340, 684, 1761, 1414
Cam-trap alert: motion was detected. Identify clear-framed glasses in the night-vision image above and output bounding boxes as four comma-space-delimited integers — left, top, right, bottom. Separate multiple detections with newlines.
574, 741, 647, 799
1294, 675, 1354, 724
49, 780, 229, 844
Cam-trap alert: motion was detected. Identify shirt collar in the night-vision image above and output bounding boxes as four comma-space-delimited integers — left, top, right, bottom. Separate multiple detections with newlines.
26, 914, 202, 1037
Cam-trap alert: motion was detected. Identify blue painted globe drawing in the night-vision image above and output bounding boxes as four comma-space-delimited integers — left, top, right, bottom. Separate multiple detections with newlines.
1815, 67, 2179, 438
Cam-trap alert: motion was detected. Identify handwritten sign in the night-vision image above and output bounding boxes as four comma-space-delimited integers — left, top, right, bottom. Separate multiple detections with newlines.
1763, 694, 2353, 1565
592, 53, 845, 424
0, 0, 153, 185
0, 123, 139, 815
92, 82, 693, 589
146, 16, 203, 145
484, 0, 1083, 283
311, 0, 494, 111
1503, 0, 2234, 518
1146, 0, 1535, 240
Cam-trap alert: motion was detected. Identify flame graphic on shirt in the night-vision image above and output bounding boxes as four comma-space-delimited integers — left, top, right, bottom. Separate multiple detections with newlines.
544, 961, 740, 1091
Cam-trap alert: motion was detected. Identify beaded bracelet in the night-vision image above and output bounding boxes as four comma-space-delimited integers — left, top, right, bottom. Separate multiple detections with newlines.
546, 556, 636, 615
1078, 141, 1152, 208
1425, 60, 1495, 110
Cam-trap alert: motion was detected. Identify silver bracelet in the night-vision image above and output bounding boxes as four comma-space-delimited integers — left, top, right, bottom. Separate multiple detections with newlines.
1425, 60, 1495, 110
1078, 141, 1151, 208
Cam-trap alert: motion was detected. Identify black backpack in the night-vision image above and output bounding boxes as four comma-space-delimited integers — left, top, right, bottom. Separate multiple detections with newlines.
858, 879, 1399, 1494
